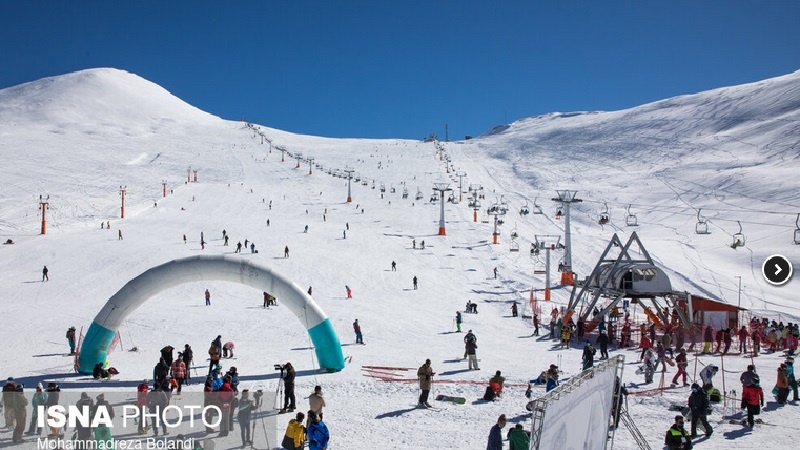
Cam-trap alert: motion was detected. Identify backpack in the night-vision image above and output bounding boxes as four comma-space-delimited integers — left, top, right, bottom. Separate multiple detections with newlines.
483, 385, 496, 401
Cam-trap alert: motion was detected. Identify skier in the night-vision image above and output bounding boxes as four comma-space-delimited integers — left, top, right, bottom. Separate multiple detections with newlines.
224, 235, 229, 246
307, 286, 313, 296
464, 330, 477, 358
391, 261, 396, 271
223, 342, 235, 358
343, 229, 346, 239
533, 314, 539, 336
493, 267, 498, 279
466, 335, 479, 370
66, 327, 77, 354
285, 246, 290, 257
455, 311, 463, 333
417, 359, 435, 407
346, 285, 352, 298
353, 319, 363, 344
511, 302, 518, 317
205, 289, 211, 306
183, 234, 187, 244
672, 348, 688, 386
413, 276, 418, 290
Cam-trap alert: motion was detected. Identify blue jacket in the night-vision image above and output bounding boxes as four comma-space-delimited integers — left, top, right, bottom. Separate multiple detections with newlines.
308, 420, 330, 450
487, 424, 502, 450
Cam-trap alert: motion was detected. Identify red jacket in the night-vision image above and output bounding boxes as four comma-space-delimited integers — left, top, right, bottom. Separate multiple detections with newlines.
136, 383, 149, 407
218, 383, 234, 410
170, 361, 186, 379
741, 385, 763, 406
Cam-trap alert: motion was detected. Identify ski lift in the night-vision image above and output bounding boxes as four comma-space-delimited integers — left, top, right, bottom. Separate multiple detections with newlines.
555, 208, 562, 220
598, 202, 610, 225
794, 214, 800, 245
430, 192, 440, 202
362, 180, 368, 186
380, 183, 386, 193
415, 189, 424, 200
695, 208, 710, 235
625, 204, 638, 227
730, 221, 745, 248
509, 240, 519, 252
390, 185, 396, 193
511, 226, 519, 240
532, 197, 543, 215
530, 243, 540, 257
497, 219, 505, 226
371, 181, 376, 189
402, 187, 409, 199
520, 200, 530, 216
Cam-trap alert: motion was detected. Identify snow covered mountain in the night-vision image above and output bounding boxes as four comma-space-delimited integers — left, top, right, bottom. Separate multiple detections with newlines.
1, 67, 799, 449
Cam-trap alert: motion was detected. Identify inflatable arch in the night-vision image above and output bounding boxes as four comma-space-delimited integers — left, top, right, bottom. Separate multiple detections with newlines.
77, 255, 344, 373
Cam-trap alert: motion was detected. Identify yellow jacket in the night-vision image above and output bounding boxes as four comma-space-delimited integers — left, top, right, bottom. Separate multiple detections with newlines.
284, 419, 306, 449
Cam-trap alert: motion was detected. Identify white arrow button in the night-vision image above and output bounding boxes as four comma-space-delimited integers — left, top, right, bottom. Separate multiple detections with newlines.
775, 265, 782, 275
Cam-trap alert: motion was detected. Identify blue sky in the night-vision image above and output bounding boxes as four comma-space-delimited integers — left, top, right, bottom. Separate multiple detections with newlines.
1, 1, 798, 139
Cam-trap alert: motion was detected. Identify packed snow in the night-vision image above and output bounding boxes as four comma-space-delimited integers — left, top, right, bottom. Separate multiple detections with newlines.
1, 67, 799, 449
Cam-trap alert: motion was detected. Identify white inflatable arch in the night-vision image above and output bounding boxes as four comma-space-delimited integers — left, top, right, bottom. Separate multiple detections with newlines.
78, 255, 344, 373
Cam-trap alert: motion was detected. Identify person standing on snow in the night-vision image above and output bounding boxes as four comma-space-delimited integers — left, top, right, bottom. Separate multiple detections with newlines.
455, 311, 463, 333
687, 383, 712, 438
306, 412, 330, 450
42, 266, 49, 282
664, 415, 692, 450
487, 414, 507, 450
353, 319, 363, 344
466, 336, 479, 370
66, 327, 77, 354
596, 330, 610, 359
182, 344, 194, 383
741, 379, 764, 427
413, 276, 418, 290
417, 359, 435, 407
345, 285, 352, 298
284, 246, 290, 257
205, 289, 211, 306
391, 261, 396, 271
464, 330, 477, 358
281, 362, 297, 413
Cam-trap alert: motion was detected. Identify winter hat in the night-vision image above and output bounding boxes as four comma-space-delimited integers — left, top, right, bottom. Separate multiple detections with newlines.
6, 377, 14, 382
691, 383, 700, 391
37, 382, 43, 389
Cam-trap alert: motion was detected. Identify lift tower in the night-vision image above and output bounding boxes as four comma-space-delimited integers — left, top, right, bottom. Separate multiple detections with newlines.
345, 168, 354, 203
551, 190, 582, 285
433, 182, 452, 236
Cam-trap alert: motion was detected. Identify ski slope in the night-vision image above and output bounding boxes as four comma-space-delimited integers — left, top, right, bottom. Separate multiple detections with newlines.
1, 68, 799, 449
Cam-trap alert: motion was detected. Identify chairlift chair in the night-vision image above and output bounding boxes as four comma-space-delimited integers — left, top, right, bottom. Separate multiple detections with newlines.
520, 200, 530, 216
532, 197, 544, 215
415, 190, 424, 200
598, 202, 610, 225
390, 186, 396, 193
625, 204, 638, 227
380, 183, 386, 193
730, 221, 745, 248
402, 188, 409, 199
509, 240, 520, 252
555, 208, 562, 220
794, 214, 800, 245
695, 208, 710, 235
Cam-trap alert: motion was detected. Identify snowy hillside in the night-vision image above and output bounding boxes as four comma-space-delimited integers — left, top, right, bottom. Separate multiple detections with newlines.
1, 68, 799, 449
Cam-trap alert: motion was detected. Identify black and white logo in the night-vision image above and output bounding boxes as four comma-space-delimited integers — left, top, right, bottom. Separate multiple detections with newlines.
762, 254, 792, 286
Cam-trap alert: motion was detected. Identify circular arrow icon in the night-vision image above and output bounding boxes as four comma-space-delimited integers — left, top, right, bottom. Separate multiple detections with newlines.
762, 254, 793, 286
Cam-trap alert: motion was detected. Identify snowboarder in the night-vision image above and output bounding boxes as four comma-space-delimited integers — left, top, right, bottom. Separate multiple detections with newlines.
304, 225, 308, 233
42, 266, 49, 282
688, 383, 712, 438
223, 342, 235, 358
741, 379, 764, 428
545, 365, 559, 392
353, 319, 363, 344
205, 289, 211, 306
417, 359, 435, 407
